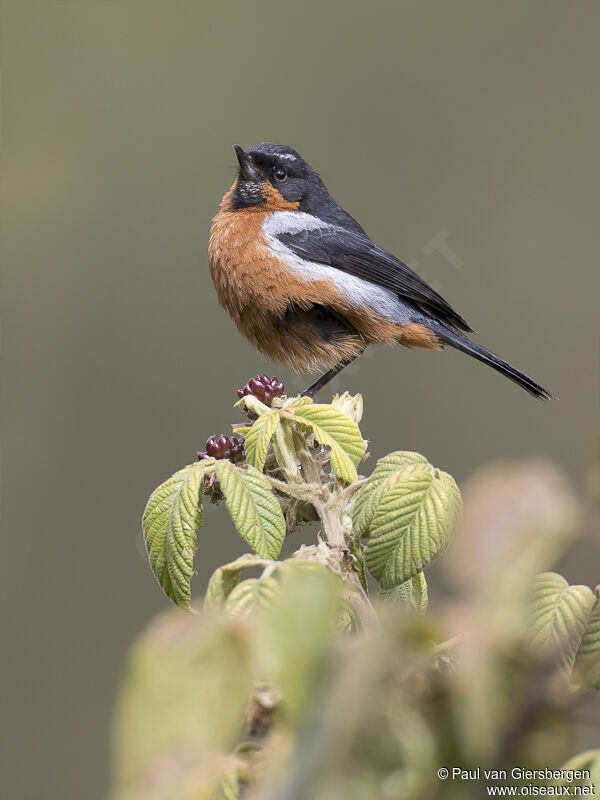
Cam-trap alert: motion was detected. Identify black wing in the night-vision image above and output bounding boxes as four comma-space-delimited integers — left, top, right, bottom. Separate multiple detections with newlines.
276, 224, 473, 332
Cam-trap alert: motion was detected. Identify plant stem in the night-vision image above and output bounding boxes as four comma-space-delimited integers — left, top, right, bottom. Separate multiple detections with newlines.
272, 419, 301, 484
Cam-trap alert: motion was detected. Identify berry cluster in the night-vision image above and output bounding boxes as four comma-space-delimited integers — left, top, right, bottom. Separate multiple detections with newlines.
197, 434, 245, 463
237, 375, 285, 406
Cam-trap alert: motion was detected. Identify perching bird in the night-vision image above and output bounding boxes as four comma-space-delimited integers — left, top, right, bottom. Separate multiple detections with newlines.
209, 142, 552, 399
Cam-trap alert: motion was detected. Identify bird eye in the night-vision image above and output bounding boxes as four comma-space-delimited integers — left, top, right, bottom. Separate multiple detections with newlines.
273, 168, 288, 182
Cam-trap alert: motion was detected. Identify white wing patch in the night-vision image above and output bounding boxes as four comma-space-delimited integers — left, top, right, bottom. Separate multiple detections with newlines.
262, 212, 411, 324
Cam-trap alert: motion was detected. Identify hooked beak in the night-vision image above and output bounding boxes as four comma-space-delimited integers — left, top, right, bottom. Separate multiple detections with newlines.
233, 144, 260, 181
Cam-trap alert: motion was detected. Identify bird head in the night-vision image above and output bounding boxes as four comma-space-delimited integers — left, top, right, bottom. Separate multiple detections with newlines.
230, 142, 323, 209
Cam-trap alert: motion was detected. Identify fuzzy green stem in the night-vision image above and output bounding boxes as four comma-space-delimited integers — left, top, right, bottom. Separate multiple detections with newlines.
272, 419, 301, 484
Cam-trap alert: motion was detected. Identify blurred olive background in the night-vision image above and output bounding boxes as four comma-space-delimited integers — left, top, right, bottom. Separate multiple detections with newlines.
2, 1, 599, 797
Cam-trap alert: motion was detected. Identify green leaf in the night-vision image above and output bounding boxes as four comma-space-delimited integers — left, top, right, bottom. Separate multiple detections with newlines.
205, 553, 273, 610
352, 451, 429, 540
288, 401, 365, 483
142, 461, 211, 607
530, 572, 596, 673
111, 612, 251, 795
284, 395, 313, 411
574, 590, 600, 689
212, 767, 240, 800
235, 393, 270, 417
244, 409, 281, 472
331, 391, 363, 423
224, 577, 280, 616
554, 751, 600, 790
216, 461, 286, 558
380, 572, 428, 612
256, 565, 342, 723
365, 464, 461, 588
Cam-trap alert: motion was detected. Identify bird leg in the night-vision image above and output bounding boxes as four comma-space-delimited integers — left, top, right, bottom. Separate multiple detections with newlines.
300, 354, 360, 398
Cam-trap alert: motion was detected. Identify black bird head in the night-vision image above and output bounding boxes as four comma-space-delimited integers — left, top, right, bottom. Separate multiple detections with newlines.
231, 142, 325, 209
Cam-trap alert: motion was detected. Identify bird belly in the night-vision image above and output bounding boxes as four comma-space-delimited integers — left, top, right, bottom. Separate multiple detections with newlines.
209, 207, 439, 371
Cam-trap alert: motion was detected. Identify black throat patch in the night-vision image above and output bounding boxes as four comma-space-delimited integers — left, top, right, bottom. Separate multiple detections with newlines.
231, 180, 265, 209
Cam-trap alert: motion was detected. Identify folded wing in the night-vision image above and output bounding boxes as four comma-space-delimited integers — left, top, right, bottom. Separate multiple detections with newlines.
274, 224, 473, 333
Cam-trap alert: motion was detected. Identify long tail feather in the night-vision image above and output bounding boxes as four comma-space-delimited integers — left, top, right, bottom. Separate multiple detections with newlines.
428, 322, 555, 399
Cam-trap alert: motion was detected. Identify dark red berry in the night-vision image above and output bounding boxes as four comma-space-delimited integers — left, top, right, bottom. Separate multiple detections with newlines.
217, 434, 229, 454
206, 436, 220, 457
199, 434, 245, 463
230, 441, 245, 462
237, 374, 285, 407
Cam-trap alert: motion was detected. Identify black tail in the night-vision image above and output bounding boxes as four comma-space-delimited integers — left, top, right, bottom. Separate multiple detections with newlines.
428, 322, 555, 399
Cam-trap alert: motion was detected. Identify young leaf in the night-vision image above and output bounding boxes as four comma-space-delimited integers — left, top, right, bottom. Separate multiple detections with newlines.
235, 393, 270, 417
255, 565, 342, 723
352, 452, 429, 540
216, 461, 286, 559
380, 572, 428, 612
331, 391, 363, 423
142, 462, 211, 607
365, 464, 461, 588
225, 577, 280, 617
244, 409, 281, 472
213, 767, 240, 800
205, 553, 273, 610
530, 572, 596, 673
288, 401, 365, 483
555, 751, 600, 791
574, 590, 600, 689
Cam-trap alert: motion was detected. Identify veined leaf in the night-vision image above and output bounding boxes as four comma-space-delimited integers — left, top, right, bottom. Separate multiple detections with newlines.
365, 464, 461, 588
225, 577, 280, 617
216, 461, 286, 559
142, 461, 211, 607
531, 572, 596, 673
380, 572, 428, 612
288, 401, 365, 484
352, 451, 429, 540
283, 395, 313, 411
244, 409, 281, 472
574, 590, 600, 689
205, 553, 273, 610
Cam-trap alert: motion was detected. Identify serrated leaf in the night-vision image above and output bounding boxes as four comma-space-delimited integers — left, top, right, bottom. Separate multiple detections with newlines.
288, 401, 365, 483
365, 464, 461, 588
574, 591, 600, 689
352, 451, 429, 540
205, 553, 273, 610
530, 572, 596, 673
225, 577, 280, 616
380, 572, 428, 612
216, 461, 286, 558
284, 395, 313, 411
244, 409, 280, 472
143, 462, 211, 607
